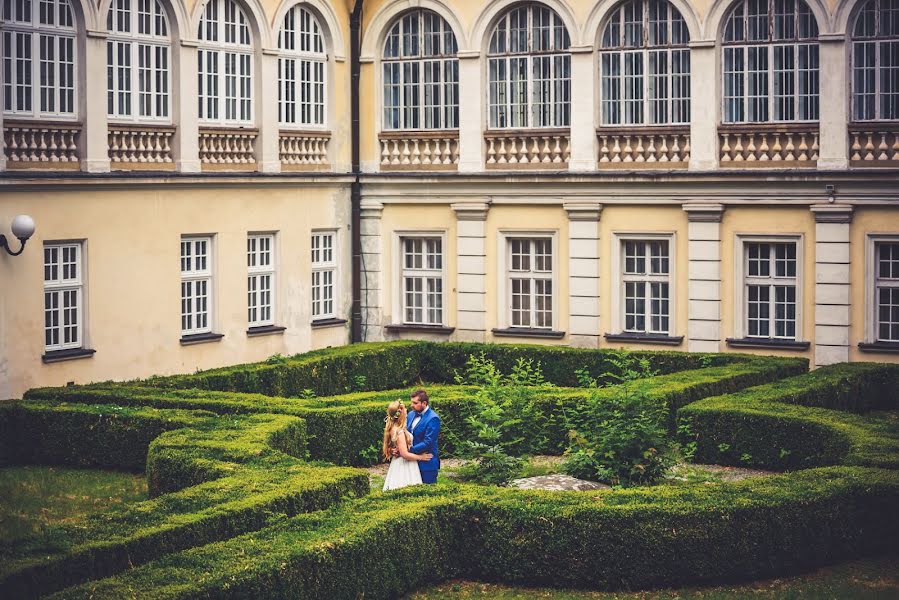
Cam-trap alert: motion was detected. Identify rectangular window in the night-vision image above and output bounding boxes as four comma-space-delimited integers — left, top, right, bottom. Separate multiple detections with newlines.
622, 239, 671, 334
508, 238, 553, 329
180, 236, 213, 335
247, 233, 274, 327
401, 236, 444, 325
875, 241, 899, 342
44, 242, 83, 352
311, 231, 336, 320
744, 241, 798, 339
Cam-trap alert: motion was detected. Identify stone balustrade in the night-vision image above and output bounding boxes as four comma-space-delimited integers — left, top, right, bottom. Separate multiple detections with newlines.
379, 132, 459, 170
108, 124, 175, 167
3, 121, 81, 168
198, 128, 257, 168
849, 125, 899, 167
485, 129, 570, 169
719, 123, 819, 167
597, 127, 690, 168
279, 130, 330, 170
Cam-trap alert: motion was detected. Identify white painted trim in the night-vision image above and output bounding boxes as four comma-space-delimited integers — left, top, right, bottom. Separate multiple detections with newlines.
609, 231, 677, 336
496, 229, 560, 331
360, 0, 467, 61
865, 233, 899, 343
392, 230, 449, 327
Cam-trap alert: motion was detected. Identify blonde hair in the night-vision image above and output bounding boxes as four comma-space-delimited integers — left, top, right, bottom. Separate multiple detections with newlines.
381, 400, 406, 461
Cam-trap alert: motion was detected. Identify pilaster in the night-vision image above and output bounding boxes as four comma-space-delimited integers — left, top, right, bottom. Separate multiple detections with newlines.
0, 107, 6, 171
568, 47, 596, 172
812, 204, 853, 366
360, 200, 385, 342
452, 201, 490, 341
175, 41, 201, 173
256, 50, 281, 173
688, 42, 718, 171
684, 203, 724, 352
82, 30, 111, 173
564, 201, 602, 347
817, 36, 849, 170
457, 52, 484, 173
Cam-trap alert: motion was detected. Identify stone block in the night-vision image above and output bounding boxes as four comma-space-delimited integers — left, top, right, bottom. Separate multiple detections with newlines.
457, 273, 486, 294
815, 303, 850, 326
688, 221, 721, 242
569, 257, 600, 279
689, 279, 721, 302
815, 222, 850, 243
815, 283, 850, 305
689, 299, 721, 320
457, 236, 486, 256
814, 324, 850, 346
569, 238, 600, 259
569, 276, 600, 297
815, 344, 849, 367
688, 240, 720, 260
569, 295, 600, 317
688, 259, 721, 281
688, 319, 721, 341
815, 263, 850, 284
457, 255, 486, 275
569, 315, 601, 335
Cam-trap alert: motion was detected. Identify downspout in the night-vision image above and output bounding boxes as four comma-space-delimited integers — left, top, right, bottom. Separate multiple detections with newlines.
350, 0, 363, 343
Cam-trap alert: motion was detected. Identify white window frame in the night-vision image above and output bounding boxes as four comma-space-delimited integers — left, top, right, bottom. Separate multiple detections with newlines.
247, 232, 276, 328
865, 234, 899, 343
2, 0, 77, 119
610, 232, 676, 335
487, 4, 571, 130
721, 0, 820, 124
180, 235, 215, 336
497, 230, 559, 331
311, 230, 337, 320
734, 234, 804, 341
197, 0, 254, 126
392, 231, 447, 326
850, 0, 899, 122
106, 0, 172, 123
598, 0, 691, 126
43, 241, 85, 352
278, 4, 328, 129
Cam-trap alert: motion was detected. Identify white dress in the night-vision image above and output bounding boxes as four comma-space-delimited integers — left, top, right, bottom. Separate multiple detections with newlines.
382, 430, 423, 491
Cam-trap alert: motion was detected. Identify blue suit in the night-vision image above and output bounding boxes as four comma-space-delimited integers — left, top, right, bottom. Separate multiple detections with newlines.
407, 406, 440, 483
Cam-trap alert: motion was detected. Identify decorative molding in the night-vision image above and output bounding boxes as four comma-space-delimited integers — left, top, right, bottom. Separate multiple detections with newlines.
818, 33, 846, 42
569, 44, 594, 54
563, 201, 602, 221
360, 199, 384, 219
683, 203, 725, 222
688, 40, 716, 48
85, 29, 108, 39
180, 39, 200, 48
451, 201, 490, 221
457, 51, 481, 59
810, 204, 854, 223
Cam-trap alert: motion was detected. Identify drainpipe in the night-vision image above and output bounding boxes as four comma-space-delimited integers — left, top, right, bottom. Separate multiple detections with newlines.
350, 0, 363, 343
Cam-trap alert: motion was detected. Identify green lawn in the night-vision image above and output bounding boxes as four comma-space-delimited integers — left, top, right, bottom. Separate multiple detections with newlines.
0, 465, 147, 546
406, 555, 899, 599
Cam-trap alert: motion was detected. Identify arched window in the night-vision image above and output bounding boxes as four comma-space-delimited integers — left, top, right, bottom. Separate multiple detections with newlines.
599, 0, 690, 125
1, 0, 77, 118
278, 4, 327, 128
107, 0, 171, 122
382, 9, 458, 131
852, 0, 899, 121
197, 0, 253, 125
487, 3, 571, 129
722, 0, 819, 123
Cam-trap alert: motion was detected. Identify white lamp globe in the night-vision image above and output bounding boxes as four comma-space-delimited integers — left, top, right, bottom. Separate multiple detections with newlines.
10, 215, 35, 240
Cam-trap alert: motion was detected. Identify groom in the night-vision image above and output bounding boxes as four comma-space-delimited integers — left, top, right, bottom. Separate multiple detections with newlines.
406, 389, 440, 483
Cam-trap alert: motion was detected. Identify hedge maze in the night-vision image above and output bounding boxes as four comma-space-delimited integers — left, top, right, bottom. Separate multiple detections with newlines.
1, 341, 898, 599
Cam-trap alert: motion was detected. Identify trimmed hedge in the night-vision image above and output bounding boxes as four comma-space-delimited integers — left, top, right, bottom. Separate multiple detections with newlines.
50, 467, 899, 599
680, 362, 899, 470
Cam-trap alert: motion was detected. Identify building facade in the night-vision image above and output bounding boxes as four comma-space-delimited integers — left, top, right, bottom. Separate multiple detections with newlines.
1, 0, 897, 398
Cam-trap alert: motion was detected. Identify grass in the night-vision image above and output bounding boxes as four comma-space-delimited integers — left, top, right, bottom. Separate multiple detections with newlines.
0, 466, 147, 546
405, 554, 899, 599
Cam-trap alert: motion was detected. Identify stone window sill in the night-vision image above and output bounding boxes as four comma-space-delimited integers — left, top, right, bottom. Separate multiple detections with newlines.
491, 328, 565, 339
858, 342, 899, 354
385, 324, 455, 335
604, 332, 684, 346
42, 348, 96, 364
180, 332, 224, 346
311, 318, 348, 330
725, 337, 810, 351
247, 325, 286, 337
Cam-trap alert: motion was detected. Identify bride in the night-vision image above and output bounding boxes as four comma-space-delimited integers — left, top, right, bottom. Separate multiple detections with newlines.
382, 400, 433, 491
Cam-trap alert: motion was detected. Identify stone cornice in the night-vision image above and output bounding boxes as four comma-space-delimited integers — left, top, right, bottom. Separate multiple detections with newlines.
563, 201, 603, 221
451, 201, 491, 221
683, 203, 725, 222
810, 204, 854, 223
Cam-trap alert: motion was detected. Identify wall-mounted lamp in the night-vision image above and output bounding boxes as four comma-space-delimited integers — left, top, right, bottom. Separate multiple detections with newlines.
0, 215, 36, 256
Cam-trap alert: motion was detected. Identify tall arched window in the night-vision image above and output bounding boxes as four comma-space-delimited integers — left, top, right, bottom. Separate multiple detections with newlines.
2, 0, 77, 118
107, 0, 171, 122
278, 4, 327, 128
382, 9, 459, 131
852, 0, 899, 121
197, 0, 253, 125
722, 0, 819, 123
488, 3, 571, 129
599, 0, 690, 125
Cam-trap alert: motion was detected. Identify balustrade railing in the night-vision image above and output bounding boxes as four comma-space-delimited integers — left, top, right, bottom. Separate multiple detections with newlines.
108, 124, 175, 167
379, 131, 459, 170
719, 123, 818, 167
597, 127, 690, 167
849, 125, 899, 167
198, 128, 257, 169
485, 129, 570, 169
280, 130, 330, 170
3, 121, 81, 168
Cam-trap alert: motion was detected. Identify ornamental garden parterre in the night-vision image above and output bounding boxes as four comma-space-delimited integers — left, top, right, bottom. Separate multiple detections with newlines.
1, 341, 898, 599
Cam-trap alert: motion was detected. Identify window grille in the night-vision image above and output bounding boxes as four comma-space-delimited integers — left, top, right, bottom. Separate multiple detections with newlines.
622, 239, 671, 333
247, 233, 274, 327
181, 237, 213, 335
851, 0, 899, 121
311, 231, 336, 319
508, 238, 553, 328
43, 242, 83, 351
401, 236, 443, 325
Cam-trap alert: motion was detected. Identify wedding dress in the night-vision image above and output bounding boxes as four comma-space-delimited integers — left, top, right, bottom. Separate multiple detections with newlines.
382, 429, 422, 491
